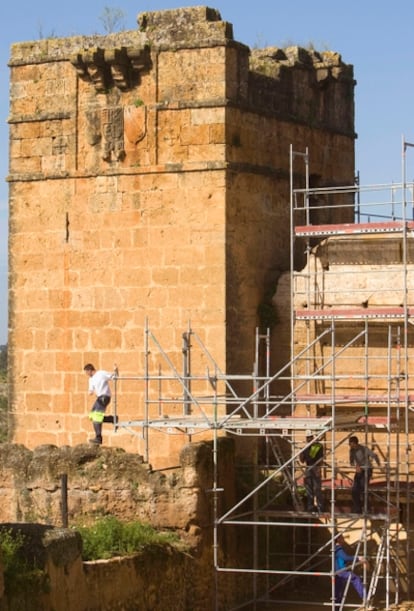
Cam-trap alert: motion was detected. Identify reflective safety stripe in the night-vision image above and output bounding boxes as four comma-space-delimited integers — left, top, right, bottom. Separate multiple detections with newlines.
309, 443, 322, 459
89, 411, 105, 423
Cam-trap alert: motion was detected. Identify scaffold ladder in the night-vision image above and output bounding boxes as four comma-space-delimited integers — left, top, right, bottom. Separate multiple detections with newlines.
366, 527, 386, 603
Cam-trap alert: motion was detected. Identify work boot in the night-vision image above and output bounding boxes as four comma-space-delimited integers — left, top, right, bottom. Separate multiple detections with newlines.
89, 436, 102, 445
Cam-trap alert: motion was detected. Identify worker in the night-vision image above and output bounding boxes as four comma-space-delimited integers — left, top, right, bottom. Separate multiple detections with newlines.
349, 436, 380, 514
83, 363, 116, 444
335, 534, 369, 605
300, 431, 324, 513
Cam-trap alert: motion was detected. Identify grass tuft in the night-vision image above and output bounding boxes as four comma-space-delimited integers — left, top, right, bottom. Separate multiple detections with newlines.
74, 516, 182, 561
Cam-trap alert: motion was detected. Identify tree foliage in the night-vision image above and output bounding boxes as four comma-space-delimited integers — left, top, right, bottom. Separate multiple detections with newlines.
99, 6, 126, 34
0, 344, 7, 374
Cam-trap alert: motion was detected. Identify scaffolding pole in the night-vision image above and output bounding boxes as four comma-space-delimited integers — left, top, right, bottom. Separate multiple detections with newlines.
107, 146, 414, 610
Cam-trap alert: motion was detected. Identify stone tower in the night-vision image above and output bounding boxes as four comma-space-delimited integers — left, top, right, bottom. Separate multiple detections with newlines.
7, 6, 355, 463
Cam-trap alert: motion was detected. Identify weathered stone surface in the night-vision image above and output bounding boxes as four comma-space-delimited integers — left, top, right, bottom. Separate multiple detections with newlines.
7, 6, 355, 465
0, 438, 235, 536
249, 46, 354, 133
0, 523, 191, 610
0, 437, 247, 610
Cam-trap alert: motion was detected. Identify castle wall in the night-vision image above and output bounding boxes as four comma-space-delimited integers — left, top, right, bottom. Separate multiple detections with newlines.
0, 526, 245, 611
7, 6, 355, 465
0, 439, 246, 610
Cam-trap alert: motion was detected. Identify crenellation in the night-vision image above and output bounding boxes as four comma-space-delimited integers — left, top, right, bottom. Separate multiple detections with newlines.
138, 6, 234, 46
249, 45, 354, 133
9, 33, 147, 66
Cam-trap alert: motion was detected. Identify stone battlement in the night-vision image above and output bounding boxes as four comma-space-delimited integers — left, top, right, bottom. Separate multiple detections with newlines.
9, 7, 354, 133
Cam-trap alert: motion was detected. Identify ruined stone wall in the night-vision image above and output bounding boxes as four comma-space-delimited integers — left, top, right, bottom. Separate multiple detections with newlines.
7, 6, 355, 464
0, 438, 250, 610
0, 524, 246, 611
0, 439, 237, 529
0, 524, 412, 611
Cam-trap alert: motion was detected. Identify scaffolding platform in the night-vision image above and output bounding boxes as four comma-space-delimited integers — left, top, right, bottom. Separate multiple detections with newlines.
295, 220, 414, 237
295, 307, 414, 320
116, 415, 333, 433
294, 393, 414, 406
110, 144, 414, 610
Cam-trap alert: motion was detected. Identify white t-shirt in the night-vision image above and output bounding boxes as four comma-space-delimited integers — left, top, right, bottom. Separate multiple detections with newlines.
88, 370, 113, 397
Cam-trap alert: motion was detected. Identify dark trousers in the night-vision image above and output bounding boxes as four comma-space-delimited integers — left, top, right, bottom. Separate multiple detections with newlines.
90, 395, 111, 439
352, 468, 372, 513
304, 465, 324, 511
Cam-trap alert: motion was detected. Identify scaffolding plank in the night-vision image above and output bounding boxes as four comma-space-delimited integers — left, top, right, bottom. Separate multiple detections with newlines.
357, 415, 399, 424
295, 220, 414, 236
116, 415, 333, 432
295, 306, 413, 320
222, 416, 332, 431
294, 393, 414, 405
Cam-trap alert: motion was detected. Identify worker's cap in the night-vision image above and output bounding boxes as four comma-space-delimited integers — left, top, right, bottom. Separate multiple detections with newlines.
305, 430, 312, 438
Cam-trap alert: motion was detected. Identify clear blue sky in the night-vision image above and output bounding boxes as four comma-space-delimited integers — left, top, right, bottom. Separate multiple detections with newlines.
1, 0, 414, 344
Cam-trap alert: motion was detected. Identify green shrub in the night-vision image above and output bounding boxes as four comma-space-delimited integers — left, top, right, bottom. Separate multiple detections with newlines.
0, 528, 48, 595
1, 528, 26, 579
74, 516, 181, 561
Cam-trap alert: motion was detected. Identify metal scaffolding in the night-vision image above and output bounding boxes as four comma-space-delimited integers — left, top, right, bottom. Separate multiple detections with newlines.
111, 143, 414, 610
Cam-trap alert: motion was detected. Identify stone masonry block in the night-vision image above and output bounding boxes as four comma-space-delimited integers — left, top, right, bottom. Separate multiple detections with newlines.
8, 6, 355, 459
